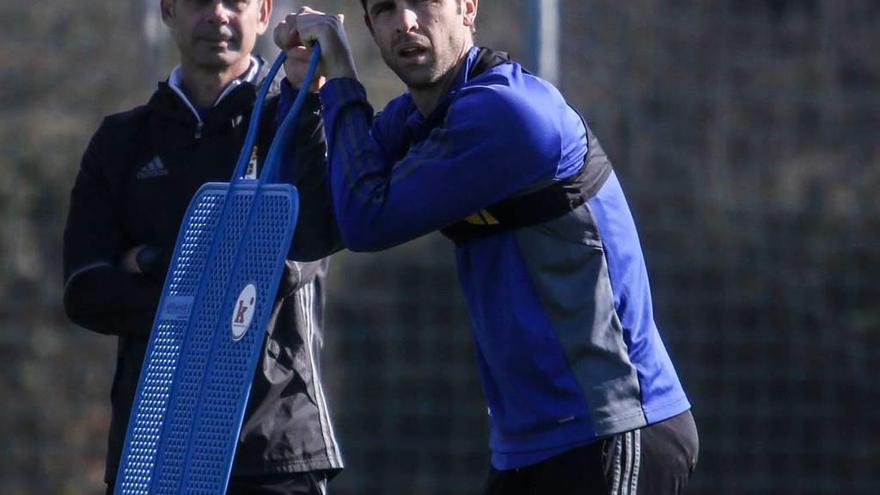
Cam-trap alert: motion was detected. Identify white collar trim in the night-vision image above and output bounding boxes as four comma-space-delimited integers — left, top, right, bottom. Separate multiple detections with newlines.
167, 56, 262, 123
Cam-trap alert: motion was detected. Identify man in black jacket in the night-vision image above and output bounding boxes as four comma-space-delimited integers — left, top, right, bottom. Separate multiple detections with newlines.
62, 1, 342, 493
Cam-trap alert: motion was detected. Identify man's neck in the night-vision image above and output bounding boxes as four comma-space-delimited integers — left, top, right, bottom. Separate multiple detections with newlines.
177, 58, 253, 109
410, 47, 472, 117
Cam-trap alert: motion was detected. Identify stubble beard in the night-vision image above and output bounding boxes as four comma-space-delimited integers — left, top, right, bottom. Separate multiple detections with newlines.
383, 39, 469, 91
196, 36, 258, 76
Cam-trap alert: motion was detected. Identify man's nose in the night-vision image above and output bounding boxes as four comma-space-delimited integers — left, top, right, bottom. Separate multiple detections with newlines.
394, 7, 419, 34
206, 0, 232, 25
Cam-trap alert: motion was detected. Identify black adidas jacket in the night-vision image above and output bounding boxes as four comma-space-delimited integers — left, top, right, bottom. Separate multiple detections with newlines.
62, 62, 343, 482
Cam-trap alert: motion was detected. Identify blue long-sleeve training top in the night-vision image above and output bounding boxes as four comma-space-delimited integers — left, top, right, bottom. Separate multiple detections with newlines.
319, 47, 690, 469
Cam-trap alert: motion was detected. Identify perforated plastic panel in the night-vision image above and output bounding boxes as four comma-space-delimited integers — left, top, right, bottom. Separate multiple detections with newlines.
114, 182, 299, 495
113, 48, 320, 495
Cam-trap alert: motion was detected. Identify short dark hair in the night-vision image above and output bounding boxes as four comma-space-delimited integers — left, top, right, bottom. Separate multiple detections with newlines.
360, 1, 476, 34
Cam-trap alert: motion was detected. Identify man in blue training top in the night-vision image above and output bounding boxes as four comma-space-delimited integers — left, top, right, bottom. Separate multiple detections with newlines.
274, 1, 698, 493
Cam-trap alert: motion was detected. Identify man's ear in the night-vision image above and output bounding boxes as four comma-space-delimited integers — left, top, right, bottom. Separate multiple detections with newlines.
256, 0, 273, 34
462, 0, 478, 29
160, 0, 174, 25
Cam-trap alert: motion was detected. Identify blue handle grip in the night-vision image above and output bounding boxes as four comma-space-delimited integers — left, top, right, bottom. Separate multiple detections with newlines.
230, 44, 322, 184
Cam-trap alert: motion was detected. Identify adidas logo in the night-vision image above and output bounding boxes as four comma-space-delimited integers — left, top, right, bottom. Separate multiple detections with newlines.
136, 156, 169, 179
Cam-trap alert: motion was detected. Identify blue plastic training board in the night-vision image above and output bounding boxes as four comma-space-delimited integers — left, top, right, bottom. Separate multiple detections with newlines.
114, 48, 321, 495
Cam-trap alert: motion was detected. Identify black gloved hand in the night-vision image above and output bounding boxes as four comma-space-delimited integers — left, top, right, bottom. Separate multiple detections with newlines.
136, 245, 172, 281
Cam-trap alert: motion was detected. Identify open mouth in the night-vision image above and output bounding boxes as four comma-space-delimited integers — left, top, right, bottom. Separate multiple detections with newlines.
397, 44, 429, 61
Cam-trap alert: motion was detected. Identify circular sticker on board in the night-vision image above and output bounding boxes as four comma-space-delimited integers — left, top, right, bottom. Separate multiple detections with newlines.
230, 284, 257, 341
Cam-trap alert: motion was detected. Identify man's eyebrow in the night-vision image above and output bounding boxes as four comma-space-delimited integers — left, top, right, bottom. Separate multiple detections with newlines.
368, 0, 396, 16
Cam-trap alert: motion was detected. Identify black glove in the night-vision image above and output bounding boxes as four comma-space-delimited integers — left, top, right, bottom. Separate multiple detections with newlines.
136, 245, 171, 281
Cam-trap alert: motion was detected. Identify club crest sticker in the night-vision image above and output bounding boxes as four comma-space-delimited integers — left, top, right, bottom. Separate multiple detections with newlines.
230, 284, 257, 340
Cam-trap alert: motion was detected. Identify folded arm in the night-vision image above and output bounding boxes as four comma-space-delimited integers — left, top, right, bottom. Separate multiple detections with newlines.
62, 123, 161, 338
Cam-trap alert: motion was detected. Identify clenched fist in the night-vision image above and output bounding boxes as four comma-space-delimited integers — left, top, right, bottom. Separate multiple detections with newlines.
273, 6, 358, 88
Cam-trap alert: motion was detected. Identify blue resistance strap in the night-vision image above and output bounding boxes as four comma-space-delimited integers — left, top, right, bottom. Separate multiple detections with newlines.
115, 46, 322, 495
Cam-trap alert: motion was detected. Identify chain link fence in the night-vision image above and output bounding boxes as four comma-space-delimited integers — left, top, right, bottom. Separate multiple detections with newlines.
1, 0, 877, 494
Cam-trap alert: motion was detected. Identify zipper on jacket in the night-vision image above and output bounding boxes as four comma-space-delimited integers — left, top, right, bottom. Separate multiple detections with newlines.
167, 57, 262, 142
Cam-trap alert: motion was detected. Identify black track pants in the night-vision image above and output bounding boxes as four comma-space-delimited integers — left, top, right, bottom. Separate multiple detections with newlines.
483, 410, 698, 495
